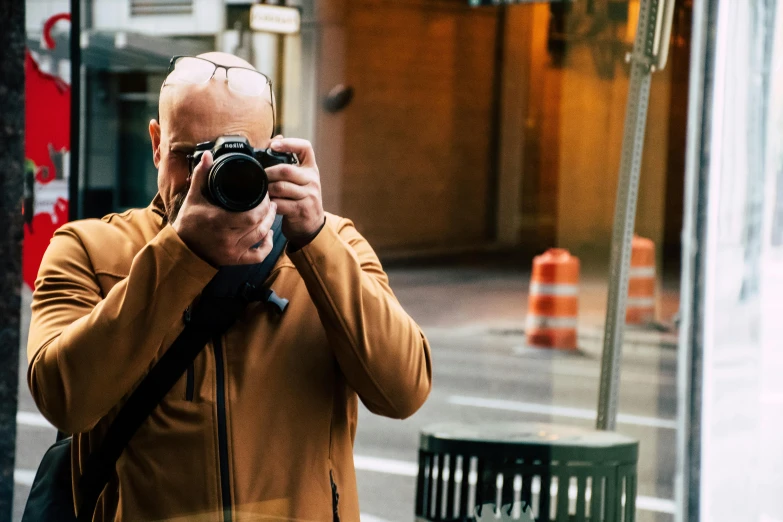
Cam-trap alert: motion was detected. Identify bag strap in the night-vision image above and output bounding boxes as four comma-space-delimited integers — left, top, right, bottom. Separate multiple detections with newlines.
76, 217, 288, 521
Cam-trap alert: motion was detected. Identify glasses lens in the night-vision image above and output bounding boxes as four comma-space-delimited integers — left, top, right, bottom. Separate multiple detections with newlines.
227, 68, 269, 97
166, 57, 215, 85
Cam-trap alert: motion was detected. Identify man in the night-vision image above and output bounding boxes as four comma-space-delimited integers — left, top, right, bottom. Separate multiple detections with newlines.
27, 52, 432, 521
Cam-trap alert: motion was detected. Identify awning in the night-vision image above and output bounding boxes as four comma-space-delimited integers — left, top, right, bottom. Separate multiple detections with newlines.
27, 29, 210, 72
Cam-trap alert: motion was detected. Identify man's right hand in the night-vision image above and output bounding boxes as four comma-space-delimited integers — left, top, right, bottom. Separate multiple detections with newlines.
172, 151, 278, 267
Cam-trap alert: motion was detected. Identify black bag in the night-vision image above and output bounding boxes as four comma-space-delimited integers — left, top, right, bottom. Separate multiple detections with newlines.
21, 436, 75, 521
22, 217, 288, 522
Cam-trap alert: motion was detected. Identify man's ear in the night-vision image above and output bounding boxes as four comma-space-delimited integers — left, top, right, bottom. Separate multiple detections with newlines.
149, 119, 161, 169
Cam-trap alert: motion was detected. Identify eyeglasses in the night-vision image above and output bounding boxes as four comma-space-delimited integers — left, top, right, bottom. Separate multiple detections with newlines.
163, 55, 276, 138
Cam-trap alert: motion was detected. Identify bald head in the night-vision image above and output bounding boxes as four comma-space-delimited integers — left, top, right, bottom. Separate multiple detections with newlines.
150, 52, 275, 217
158, 52, 273, 130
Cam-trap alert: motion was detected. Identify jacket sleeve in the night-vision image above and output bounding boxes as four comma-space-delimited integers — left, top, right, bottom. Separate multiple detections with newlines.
288, 216, 432, 419
27, 223, 217, 434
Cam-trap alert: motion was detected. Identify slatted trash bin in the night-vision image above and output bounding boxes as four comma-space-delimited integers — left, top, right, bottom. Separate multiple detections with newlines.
415, 423, 639, 522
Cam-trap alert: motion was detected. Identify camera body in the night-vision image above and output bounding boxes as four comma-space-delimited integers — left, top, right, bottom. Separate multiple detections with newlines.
188, 136, 297, 212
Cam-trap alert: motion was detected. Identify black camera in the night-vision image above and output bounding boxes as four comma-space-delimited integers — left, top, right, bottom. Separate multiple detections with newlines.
188, 136, 297, 212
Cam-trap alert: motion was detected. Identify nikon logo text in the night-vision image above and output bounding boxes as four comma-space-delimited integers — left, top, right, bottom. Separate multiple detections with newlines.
224, 143, 243, 149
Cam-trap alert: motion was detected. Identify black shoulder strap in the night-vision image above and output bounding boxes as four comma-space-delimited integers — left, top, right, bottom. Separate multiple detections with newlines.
76, 217, 287, 521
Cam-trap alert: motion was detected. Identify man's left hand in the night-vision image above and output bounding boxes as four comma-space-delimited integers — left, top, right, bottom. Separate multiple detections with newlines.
266, 137, 325, 247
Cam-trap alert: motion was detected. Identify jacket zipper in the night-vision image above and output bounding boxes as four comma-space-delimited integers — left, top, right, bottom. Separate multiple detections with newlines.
330, 470, 340, 522
185, 362, 194, 401
214, 336, 232, 522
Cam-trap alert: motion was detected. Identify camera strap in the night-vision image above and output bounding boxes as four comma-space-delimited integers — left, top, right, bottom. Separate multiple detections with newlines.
75, 216, 288, 521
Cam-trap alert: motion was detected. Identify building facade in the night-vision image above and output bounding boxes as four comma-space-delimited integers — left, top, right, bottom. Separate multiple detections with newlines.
26, 0, 691, 269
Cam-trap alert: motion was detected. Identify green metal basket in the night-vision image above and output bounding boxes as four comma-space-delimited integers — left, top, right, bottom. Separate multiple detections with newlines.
415, 422, 639, 522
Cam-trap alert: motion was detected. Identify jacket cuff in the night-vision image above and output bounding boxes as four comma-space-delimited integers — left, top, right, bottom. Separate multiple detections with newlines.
153, 225, 218, 283
288, 220, 342, 274
286, 218, 327, 254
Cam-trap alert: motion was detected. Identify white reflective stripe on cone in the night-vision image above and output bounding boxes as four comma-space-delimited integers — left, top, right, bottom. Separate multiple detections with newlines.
529, 283, 579, 296
626, 297, 656, 308
629, 266, 655, 278
525, 315, 578, 329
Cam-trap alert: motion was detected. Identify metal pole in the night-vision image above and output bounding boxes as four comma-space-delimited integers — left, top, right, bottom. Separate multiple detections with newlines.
274, 0, 287, 136
276, 32, 286, 136
69, 0, 81, 220
0, 0, 25, 516
674, 0, 716, 517
596, 0, 676, 431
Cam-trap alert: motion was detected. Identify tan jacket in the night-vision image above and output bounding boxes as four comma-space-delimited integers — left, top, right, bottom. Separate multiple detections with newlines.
27, 197, 432, 521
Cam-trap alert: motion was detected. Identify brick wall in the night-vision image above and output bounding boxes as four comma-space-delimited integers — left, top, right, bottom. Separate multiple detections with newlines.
320, 0, 500, 252
312, 0, 682, 261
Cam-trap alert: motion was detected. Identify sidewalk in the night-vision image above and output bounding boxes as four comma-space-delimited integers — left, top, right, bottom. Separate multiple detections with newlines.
385, 263, 680, 351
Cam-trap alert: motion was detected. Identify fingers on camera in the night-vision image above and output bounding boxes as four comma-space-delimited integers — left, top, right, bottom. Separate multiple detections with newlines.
239, 203, 276, 252
268, 180, 308, 200
266, 164, 310, 185
273, 199, 307, 221
258, 203, 277, 239
193, 151, 212, 180
270, 138, 315, 167
246, 226, 274, 263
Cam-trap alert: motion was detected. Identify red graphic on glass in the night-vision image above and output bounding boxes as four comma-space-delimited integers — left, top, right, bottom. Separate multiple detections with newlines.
23, 13, 72, 291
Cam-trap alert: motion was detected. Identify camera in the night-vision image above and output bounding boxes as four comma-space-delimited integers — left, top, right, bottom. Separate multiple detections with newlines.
188, 136, 297, 212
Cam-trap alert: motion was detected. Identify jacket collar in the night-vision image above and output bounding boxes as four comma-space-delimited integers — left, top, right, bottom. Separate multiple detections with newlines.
149, 193, 167, 220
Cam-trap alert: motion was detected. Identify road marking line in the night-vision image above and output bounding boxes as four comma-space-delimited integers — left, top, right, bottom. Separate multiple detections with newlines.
15, 468, 36, 486
637, 496, 676, 514
448, 396, 677, 430
354, 455, 418, 477
17, 411, 52, 428
360, 514, 393, 522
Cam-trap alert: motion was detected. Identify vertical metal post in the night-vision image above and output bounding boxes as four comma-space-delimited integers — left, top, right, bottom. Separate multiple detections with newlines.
276, 32, 286, 136
486, 4, 507, 242
274, 0, 288, 136
596, 0, 676, 431
674, 0, 715, 515
69, 0, 81, 220
0, 0, 25, 517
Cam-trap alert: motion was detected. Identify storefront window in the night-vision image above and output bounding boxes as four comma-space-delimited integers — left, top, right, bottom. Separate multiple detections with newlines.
10, 1, 705, 521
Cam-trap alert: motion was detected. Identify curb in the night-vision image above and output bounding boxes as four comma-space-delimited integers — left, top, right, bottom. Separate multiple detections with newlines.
577, 325, 678, 350
423, 322, 678, 351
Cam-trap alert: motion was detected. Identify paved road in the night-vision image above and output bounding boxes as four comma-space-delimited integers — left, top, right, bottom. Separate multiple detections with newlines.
12, 265, 679, 522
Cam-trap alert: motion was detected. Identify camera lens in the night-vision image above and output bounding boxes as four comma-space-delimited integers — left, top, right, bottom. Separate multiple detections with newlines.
207, 154, 268, 212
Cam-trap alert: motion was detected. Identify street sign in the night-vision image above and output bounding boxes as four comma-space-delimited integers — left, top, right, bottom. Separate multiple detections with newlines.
249, 4, 300, 35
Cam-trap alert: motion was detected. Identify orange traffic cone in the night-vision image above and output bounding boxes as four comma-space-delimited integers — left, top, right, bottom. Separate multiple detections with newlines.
526, 249, 579, 350
626, 235, 656, 325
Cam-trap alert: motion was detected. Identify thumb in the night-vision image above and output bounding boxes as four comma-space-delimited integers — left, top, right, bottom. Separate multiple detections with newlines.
187, 151, 213, 201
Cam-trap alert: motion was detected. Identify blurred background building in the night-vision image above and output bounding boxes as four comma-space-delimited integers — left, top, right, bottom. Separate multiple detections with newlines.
25, 0, 692, 278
